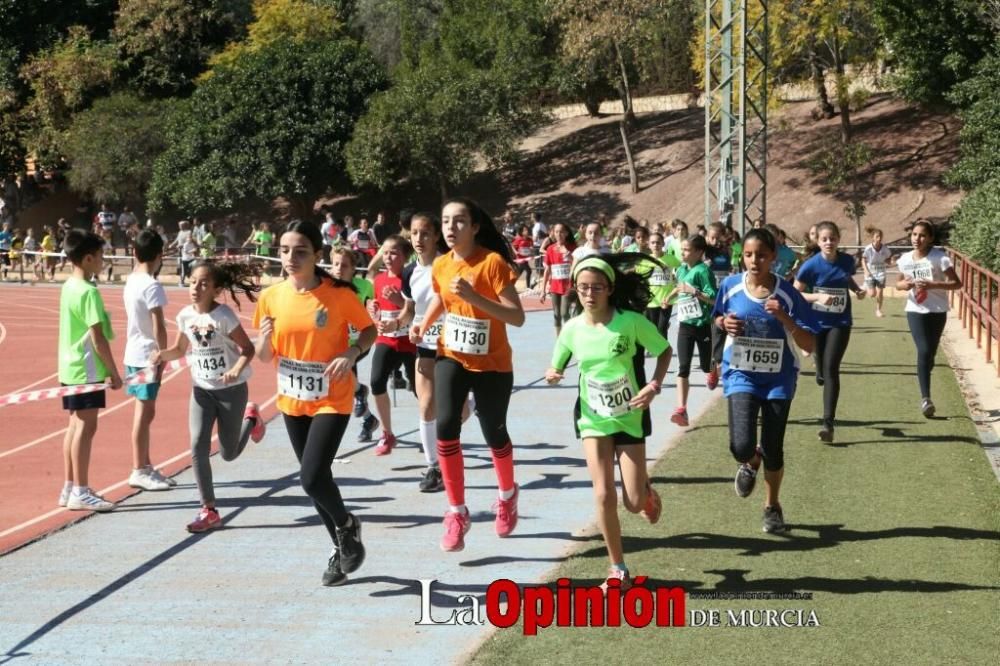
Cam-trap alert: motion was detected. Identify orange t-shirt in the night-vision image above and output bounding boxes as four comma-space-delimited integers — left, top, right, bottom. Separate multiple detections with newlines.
253, 278, 373, 416
431, 247, 517, 373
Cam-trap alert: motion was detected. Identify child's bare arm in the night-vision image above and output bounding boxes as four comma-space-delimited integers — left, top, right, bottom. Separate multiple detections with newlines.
90, 324, 122, 389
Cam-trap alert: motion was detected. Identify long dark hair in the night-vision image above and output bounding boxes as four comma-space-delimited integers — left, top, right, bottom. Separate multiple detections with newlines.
284, 219, 355, 291
410, 212, 448, 254
573, 252, 664, 314
743, 227, 777, 253
190, 259, 262, 309
444, 197, 516, 267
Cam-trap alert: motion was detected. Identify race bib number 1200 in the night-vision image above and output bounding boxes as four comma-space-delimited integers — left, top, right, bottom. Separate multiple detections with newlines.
586, 375, 634, 418
278, 357, 328, 401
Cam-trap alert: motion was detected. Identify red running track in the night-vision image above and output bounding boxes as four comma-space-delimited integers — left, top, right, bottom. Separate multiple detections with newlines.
0, 284, 280, 554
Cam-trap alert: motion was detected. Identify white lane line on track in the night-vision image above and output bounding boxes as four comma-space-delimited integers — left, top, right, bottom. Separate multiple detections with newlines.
0, 393, 278, 540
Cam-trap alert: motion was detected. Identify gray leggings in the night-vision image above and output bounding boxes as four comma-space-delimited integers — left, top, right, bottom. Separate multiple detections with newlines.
190, 383, 252, 504
550, 291, 575, 328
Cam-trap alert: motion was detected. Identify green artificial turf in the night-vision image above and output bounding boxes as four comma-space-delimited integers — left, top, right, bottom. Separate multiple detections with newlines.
471, 306, 1000, 665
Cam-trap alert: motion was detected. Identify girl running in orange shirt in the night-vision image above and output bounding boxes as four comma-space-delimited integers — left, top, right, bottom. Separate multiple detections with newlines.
253, 220, 377, 586
416, 198, 526, 552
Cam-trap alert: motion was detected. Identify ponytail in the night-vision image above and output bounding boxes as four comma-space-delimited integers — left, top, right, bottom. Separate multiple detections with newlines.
190, 259, 262, 309
444, 197, 516, 268
572, 252, 665, 314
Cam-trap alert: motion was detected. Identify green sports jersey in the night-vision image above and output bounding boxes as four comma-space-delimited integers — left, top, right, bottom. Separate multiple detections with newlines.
730, 242, 743, 270
637, 254, 679, 308
673, 261, 717, 327
551, 309, 669, 439
665, 238, 683, 267
200, 232, 216, 258
348, 276, 374, 345
58, 276, 114, 384
253, 230, 274, 256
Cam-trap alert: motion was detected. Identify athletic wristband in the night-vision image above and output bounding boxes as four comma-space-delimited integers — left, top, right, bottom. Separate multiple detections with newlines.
349, 343, 365, 356
647, 379, 662, 393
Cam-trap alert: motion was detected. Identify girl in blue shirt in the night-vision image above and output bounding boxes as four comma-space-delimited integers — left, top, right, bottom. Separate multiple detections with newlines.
794, 221, 866, 443
713, 228, 818, 533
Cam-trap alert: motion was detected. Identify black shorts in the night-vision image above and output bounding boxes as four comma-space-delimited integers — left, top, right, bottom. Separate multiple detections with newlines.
416, 347, 437, 360
62, 385, 106, 411
572, 397, 650, 445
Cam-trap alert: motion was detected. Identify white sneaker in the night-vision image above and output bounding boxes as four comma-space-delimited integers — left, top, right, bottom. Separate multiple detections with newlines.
146, 466, 177, 487
67, 488, 115, 512
128, 468, 171, 491
58, 485, 71, 507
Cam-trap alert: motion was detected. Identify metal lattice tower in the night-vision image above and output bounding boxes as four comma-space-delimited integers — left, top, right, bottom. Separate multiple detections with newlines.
704, 0, 769, 235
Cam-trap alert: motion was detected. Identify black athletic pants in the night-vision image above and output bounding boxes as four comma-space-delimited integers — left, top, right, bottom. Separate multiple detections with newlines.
814, 326, 852, 426
728, 393, 791, 471
676, 321, 712, 378
282, 413, 351, 541
906, 311, 947, 400
370, 343, 415, 395
644, 306, 672, 341
435, 357, 512, 448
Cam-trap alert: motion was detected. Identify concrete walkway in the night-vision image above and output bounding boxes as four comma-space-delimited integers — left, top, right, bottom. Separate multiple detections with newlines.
0, 309, 717, 665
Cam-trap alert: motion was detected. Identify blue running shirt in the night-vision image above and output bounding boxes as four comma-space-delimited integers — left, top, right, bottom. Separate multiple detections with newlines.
712, 273, 820, 400
795, 252, 857, 329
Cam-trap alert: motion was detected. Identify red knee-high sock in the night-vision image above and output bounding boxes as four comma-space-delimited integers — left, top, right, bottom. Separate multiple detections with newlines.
490, 441, 515, 492
436, 439, 465, 507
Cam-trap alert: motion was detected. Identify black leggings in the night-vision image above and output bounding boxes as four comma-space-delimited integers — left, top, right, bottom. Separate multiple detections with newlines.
906, 312, 947, 399
435, 357, 512, 448
711, 320, 725, 367
676, 322, 712, 378
644, 306, 672, 340
728, 393, 791, 471
516, 261, 533, 289
282, 413, 351, 541
370, 343, 415, 395
814, 326, 852, 425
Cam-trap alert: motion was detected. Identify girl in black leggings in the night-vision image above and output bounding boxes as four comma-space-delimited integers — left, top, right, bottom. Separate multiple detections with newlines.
794, 221, 866, 443
895, 220, 961, 417
254, 220, 377, 587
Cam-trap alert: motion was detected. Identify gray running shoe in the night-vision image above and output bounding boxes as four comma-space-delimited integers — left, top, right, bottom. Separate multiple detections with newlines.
419, 465, 444, 493
921, 399, 935, 418
336, 513, 365, 574
734, 464, 757, 498
322, 548, 347, 586
763, 505, 787, 533
358, 414, 379, 442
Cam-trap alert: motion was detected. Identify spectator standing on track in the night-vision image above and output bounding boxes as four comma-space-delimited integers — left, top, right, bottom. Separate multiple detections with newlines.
0, 221, 13, 280
123, 229, 174, 492
58, 229, 124, 512
170, 220, 198, 287
371, 211, 391, 246
39, 225, 57, 280
96, 204, 116, 235
199, 223, 217, 259
321, 212, 338, 263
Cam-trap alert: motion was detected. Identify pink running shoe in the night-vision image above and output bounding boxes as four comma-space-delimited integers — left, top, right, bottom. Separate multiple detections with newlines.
374, 432, 397, 456
440, 509, 471, 552
244, 402, 266, 443
670, 407, 689, 427
640, 484, 662, 524
706, 368, 719, 391
600, 568, 633, 592
187, 507, 222, 533
493, 484, 519, 537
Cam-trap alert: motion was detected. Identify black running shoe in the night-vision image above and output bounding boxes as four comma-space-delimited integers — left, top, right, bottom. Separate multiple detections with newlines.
921, 398, 935, 418
815, 373, 825, 387
419, 465, 445, 493
358, 414, 379, 442
322, 548, 347, 586
392, 370, 407, 389
353, 384, 369, 418
336, 513, 366, 573
734, 464, 757, 498
763, 505, 787, 533
818, 420, 834, 443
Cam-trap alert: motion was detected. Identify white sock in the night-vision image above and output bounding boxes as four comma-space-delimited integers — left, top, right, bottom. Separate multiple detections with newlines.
62, 481, 73, 491
72, 485, 86, 496
449, 504, 467, 514
498, 486, 516, 501
419, 419, 438, 466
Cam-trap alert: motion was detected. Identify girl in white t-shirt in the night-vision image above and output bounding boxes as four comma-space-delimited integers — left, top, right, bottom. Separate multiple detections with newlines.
895, 220, 962, 418
861, 226, 894, 318
150, 260, 267, 532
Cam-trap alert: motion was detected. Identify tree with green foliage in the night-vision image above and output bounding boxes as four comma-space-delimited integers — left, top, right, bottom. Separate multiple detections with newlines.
550, 0, 673, 192
808, 133, 874, 244
355, 0, 442, 71
148, 37, 386, 217
871, 0, 993, 106
19, 26, 119, 166
204, 0, 345, 74
62, 92, 177, 206
346, 55, 541, 200
950, 178, 1000, 274
113, 0, 252, 96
